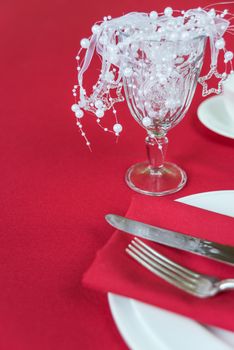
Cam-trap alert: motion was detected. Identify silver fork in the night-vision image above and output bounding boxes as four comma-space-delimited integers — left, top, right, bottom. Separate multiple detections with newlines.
126, 238, 234, 298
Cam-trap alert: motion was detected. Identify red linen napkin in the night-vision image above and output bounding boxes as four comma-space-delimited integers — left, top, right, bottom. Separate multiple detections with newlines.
83, 194, 234, 331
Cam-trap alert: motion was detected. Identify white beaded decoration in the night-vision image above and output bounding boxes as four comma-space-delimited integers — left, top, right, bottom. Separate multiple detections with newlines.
92, 24, 100, 34
198, 66, 228, 96
75, 110, 84, 118
208, 8, 216, 18
224, 51, 233, 63
113, 123, 123, 133
71, 6, 234, 148
95, 100, 104, 109
71, 104, 80, 112
96, 110, 104, 118
80, 38, 90, 49
164, 7, 173, 17
149, 11, 158, 20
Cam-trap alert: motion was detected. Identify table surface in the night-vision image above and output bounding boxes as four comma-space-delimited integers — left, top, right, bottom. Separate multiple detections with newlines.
1, 1, 234, 349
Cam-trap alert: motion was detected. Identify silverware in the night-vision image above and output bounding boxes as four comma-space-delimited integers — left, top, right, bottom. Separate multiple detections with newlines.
126, 238, 234, 298
106, 214, 234, 265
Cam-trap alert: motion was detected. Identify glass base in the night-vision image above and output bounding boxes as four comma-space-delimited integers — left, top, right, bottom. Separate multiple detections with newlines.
125, 161, 187, 196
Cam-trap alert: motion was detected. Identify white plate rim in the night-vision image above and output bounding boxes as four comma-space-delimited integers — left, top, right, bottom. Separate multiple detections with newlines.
197, 95, 234, 139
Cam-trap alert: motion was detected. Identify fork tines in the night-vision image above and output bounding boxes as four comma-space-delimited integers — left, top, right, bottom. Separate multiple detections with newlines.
126, 237, 201, 296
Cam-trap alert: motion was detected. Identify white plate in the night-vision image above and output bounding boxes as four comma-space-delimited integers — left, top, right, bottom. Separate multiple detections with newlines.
108, 190, 234, 350
197, 96, 234, 139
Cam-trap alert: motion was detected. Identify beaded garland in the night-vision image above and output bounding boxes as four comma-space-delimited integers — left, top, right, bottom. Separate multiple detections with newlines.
71, 5, 234, 148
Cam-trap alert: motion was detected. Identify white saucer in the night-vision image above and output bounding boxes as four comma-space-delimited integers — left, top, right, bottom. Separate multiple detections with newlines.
197, 95, 234, 139
108, 190, 234, 350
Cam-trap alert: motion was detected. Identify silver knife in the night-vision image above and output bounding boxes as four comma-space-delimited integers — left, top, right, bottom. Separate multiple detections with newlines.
105, 214, 234, 266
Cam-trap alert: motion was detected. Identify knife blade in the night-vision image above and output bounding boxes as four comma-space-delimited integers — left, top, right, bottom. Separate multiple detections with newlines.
105, 214, 234, 265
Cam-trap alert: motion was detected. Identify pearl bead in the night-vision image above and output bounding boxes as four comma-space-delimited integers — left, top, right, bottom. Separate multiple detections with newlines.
142, 117, 151, 127
224, 51, 233, 62
96, 109, 104, 118
113, 123, 123, 133
95, 100, 103, 109
208, 8, 216, 18
86, 142, 90, 146
164, 7, 173, 17
123, 67, 133, 77
80, 38, 90, 49
215, 38, 225, 50
71, 104, 79, 112
92, 24, 100, 34
149, 11, 158, 19
104, 128, 108, 131
75, 110, 84, 118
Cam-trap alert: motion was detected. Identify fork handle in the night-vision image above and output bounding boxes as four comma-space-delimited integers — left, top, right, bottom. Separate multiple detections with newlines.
218, 279, 234, 291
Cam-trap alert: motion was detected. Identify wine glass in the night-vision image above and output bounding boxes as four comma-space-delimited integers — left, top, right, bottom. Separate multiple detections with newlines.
122, 36, 207, 196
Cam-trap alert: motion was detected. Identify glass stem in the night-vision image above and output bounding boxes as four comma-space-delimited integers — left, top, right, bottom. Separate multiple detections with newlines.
145, 134, 168, 171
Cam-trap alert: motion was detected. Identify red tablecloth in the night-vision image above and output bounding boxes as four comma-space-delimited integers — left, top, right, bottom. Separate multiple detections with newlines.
0, 1, 234, 349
